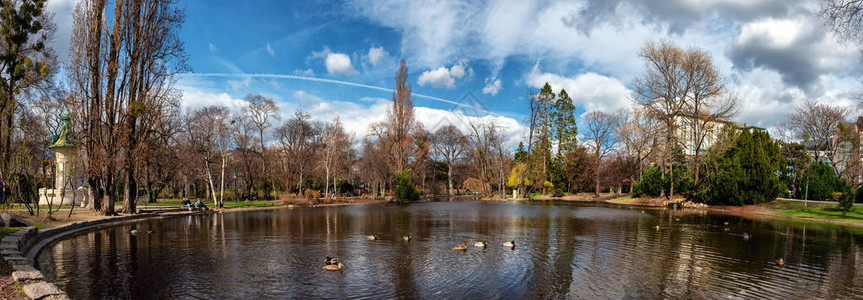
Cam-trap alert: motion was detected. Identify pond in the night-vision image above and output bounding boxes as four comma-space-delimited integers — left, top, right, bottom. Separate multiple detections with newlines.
37, 201, 863, 299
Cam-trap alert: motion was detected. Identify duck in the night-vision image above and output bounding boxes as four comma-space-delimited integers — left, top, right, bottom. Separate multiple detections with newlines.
502, 240, 516, 248
324, 263, 344, 271
742, 232, 751, 241
723, 221, 729, 226
655, 225, 660, 231
147, 230, 155, 235
403, 235, 412, 241
776, 258, 784, 267
367, 234, 378, 241
474, 241, 488, 247
130, 229, 139, 235
453, 243, 468, 251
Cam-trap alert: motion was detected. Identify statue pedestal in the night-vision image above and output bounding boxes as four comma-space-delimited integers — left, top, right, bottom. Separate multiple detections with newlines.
38, 187, 88, 206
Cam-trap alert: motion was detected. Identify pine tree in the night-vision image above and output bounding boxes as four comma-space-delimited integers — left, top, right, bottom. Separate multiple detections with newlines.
553, 89, 578, 156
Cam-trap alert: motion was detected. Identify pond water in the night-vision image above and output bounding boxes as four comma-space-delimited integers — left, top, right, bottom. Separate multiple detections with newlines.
37, 201, 863, 299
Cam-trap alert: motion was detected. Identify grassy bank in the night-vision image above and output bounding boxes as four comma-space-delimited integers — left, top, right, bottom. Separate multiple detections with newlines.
765, 201, 862, 224
0, 227, 19, 241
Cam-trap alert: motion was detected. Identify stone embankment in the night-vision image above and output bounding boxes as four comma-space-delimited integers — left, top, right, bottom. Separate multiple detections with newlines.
1, 210, 214, 299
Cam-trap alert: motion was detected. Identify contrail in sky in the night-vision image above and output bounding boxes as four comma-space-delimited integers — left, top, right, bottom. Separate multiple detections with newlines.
179, 72, 491, 113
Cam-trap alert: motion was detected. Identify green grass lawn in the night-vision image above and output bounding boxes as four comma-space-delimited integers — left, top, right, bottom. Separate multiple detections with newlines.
608, 195, 633, 203
769, 200, 863, 224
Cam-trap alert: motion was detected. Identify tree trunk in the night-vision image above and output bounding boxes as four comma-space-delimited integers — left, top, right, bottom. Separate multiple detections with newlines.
101, 172, 115, 215
219, 156, 226, 207
87, 177, 101, 211
121, 168, 136, 214
594, 157, 601, 197
447, 164, 453, 196
204, 158, 217, 205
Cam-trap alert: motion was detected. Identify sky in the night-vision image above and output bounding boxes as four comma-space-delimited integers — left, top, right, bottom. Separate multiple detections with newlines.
45, 0, 863, 148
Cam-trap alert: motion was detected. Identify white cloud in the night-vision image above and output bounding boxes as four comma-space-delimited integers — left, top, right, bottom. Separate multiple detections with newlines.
325, 53, 357, 75
417, 60, 472, 89
287, 90, 526, 148
367, 46, 387, 67
209, 42, 217, 53
227, 76, 251, 91
526, 64, 631, 114
266, 42, 275, 57
45, 0, 78, 62
482, 78, 502, 96
418, 67, 456, 89
180, 88, 248, 113
293, 68, 315, 76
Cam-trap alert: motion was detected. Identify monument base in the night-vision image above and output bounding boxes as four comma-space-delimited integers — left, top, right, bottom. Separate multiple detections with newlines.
38, 187, 89, 206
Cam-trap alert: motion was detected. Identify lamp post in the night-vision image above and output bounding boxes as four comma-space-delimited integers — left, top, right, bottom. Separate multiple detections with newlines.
234, 172, 238, 202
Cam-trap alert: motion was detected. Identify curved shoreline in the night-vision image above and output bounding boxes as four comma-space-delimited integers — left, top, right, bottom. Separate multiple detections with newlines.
5, 198, 860, 299
3, 204, 319, 299
527, 196, 863, 228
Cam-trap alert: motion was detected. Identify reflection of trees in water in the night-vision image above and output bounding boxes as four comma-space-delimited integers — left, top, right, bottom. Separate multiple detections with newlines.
38, 203, 863, 299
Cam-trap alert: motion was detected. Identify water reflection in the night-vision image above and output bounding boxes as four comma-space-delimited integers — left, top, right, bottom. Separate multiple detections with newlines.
37, 202, 862, 299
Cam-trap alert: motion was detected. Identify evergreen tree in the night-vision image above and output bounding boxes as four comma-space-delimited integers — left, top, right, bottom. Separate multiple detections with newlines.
701, 129, 782, 205
553, 89, 578, 156
804, 163, 848, 201
514, 142, 527, 163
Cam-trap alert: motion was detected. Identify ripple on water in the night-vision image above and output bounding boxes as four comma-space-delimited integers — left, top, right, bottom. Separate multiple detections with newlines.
36, 202, 863, 299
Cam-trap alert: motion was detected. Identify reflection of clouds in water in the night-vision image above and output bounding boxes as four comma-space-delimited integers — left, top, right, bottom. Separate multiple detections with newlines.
37, 202, 863, 299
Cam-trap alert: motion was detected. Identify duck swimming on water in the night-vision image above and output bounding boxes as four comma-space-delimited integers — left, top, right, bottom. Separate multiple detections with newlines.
368, 234, 378, 241
474, 241, 488, 248
502, 240, 516, 248
403, 235, 412, 241
453, 243, 468, 251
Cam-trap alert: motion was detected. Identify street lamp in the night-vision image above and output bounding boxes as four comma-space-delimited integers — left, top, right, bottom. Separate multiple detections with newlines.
234, 172, 239, 202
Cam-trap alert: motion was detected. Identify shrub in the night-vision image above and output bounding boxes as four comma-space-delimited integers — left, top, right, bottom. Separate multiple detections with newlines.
856, 186, 863, 203
633, 166, 663, 198
394, 170, 420, 201
839, 186, 855, 213
804, 163, 848, 201
304, 189, 321, 202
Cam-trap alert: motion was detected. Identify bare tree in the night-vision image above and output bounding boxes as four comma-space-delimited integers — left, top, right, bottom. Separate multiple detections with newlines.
682, 50, 738, 185
583, 110, 621, 196
821, 0, 863, 44
432, 125, 467, 196
274, 110, 321, 193
780, 99, 849, 173
67, 0, 186, 215
232, 114, 258, 197
319, 116, 351, 199
244, 93, 279, 193
183, 106, 230, 207
466, 120, 507, 198
632, 40, 717, 198
386, 59, 418, 174
618, 107, 660, 192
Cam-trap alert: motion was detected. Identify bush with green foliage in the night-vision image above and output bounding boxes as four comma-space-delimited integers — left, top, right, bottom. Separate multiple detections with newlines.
394, 170, 421, 201
856, 186, 863, 203
838, 186, 855, 213
803, 163, 848, 201
700, 129, 782, 206
633, 166, 663, 197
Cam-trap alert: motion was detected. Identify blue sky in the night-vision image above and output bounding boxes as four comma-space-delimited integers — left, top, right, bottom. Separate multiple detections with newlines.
46, 0, 863, 147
